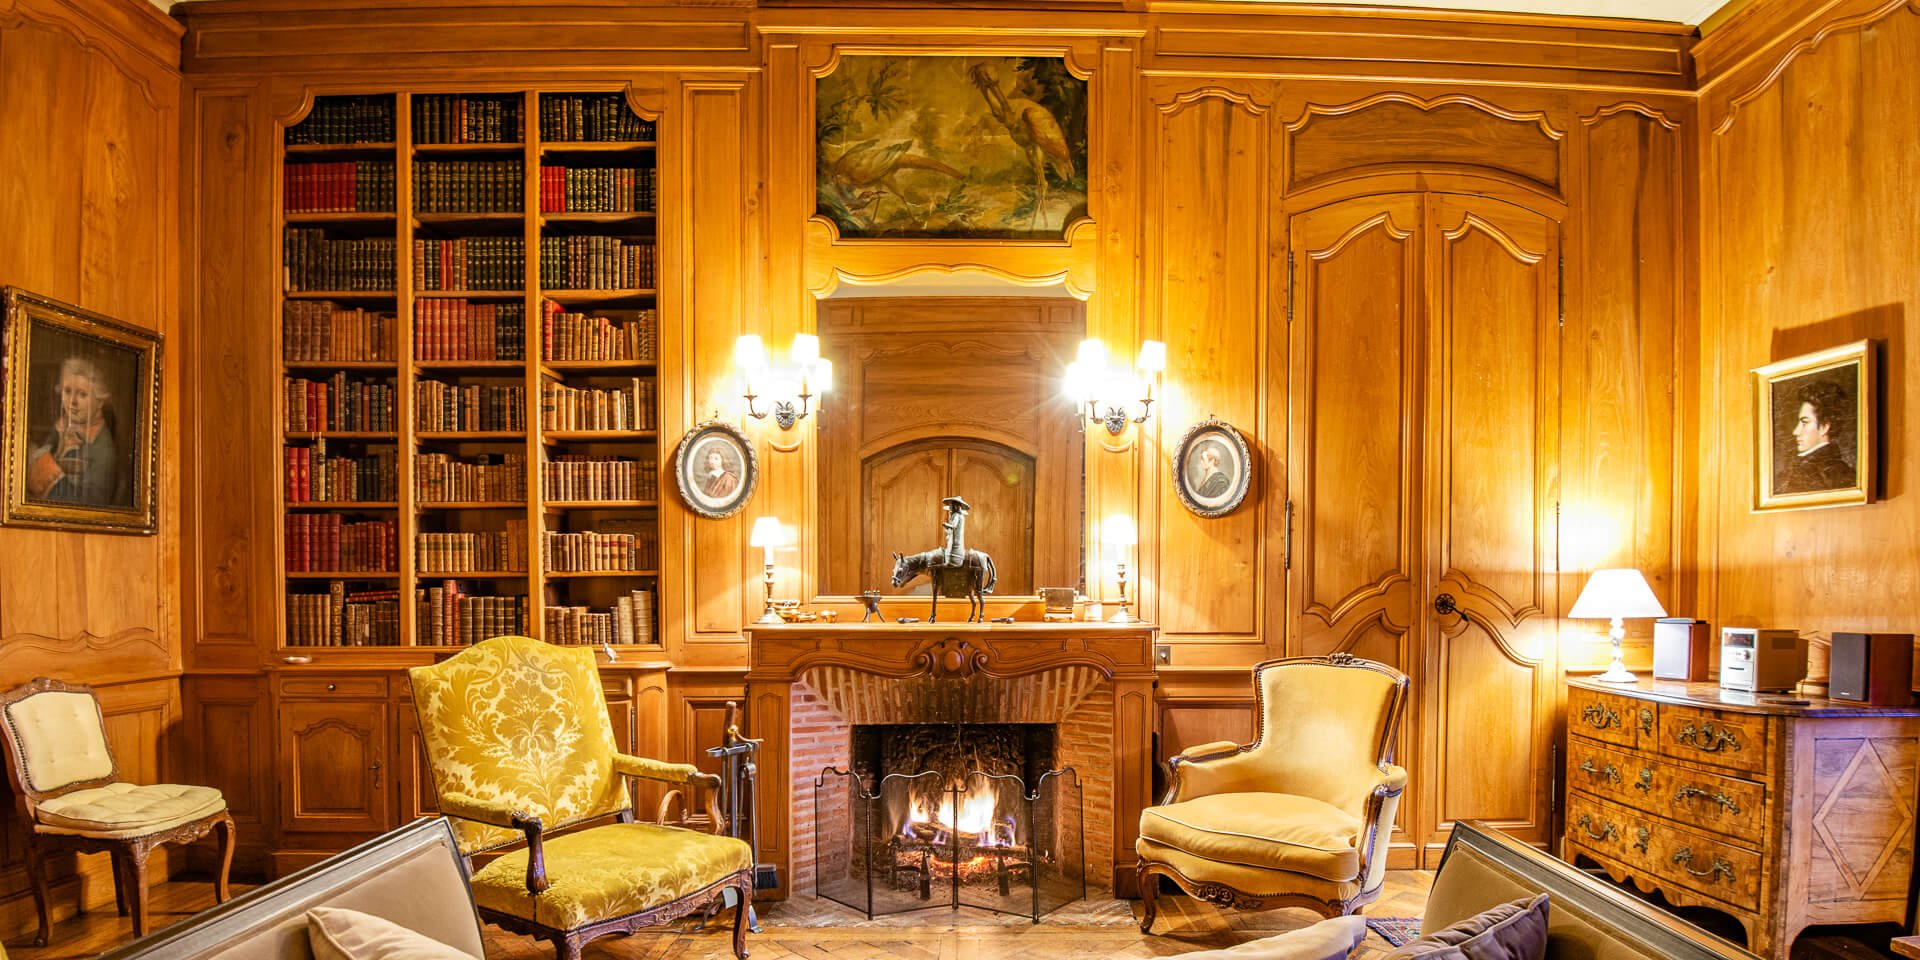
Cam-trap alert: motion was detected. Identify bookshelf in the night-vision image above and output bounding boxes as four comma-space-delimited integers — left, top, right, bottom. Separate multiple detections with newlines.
280, 90, 661, 652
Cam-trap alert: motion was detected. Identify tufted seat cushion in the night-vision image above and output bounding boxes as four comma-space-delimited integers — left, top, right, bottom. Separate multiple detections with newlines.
36, 782, 227, 839
1138, 792, 1361, 882
469, 822, 752, 931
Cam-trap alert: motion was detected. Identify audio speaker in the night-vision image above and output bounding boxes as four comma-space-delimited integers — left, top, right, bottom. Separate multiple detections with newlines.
1653, 618, 1710, 681
1830, 632, 1914, 705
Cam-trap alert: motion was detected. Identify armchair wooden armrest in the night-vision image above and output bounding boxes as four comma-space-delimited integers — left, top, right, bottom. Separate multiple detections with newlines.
439, 792, 550, 894
1370, 762, 1409, 798
1176, 740, 1244, 763
612, 753, 727, 834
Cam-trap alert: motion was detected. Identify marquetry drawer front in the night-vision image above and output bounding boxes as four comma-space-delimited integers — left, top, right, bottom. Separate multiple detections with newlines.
278, 675, 390, 699
1566, 793, 1646, 867
1568, 687, 1649, 748
1567, 794, 1762, 912
1657, 705, 1768, 776
1569, 739, 1767, 840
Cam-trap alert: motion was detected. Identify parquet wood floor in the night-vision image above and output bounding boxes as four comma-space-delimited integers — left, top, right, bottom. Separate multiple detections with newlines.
1, 872, 1435, 959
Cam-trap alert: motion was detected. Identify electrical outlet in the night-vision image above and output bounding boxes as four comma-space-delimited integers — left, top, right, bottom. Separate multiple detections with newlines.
1156, 644, 1172, 665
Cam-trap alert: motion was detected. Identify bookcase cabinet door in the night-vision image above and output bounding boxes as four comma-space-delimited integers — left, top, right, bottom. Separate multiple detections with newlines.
279, 699, 394, 834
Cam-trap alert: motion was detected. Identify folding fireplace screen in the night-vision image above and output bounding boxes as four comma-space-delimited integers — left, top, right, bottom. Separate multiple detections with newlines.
813, 721, 1085, 921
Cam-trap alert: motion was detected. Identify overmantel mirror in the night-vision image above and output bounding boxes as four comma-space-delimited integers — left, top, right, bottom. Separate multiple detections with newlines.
813, 285, 1086, 605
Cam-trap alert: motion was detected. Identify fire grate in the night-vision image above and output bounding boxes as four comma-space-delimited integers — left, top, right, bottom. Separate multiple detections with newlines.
813, 766, 1085, 921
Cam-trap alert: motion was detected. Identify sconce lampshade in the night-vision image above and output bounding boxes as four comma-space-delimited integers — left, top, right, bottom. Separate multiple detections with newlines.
1568, 568, 1666, 620
733, 334, 769, 374
1136, 340, 1167, 375
1103, 514, 1138, 549
749, 517, 786, 549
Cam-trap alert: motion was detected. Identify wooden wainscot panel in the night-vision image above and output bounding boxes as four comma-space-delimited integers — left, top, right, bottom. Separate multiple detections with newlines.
180, 676, 269, 872
1285, 93, 1564, 194
1146, 79, 1275, 645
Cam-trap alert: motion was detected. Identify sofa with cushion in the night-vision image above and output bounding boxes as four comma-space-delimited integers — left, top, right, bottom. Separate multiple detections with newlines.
1171, 820, 1761, 960
97, 817, 483, 960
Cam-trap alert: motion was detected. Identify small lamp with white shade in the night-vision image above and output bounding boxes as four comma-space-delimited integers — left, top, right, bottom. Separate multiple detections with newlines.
750, 517, 788, 625
1104, 514, 1139, 624
1568, 568, 1667, 684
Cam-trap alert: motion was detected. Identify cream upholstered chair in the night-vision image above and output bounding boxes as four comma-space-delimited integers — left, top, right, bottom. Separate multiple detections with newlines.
0, 677, 235, 946
408, 635, 753, 960
1137, 653, 1408, 930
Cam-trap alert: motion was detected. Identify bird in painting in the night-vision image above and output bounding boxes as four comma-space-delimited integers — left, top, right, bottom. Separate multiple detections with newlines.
823, 138, 965, 226
967, 63, 1075, 228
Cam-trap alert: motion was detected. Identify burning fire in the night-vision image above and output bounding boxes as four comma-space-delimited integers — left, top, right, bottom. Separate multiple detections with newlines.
906, 786, 1014, 847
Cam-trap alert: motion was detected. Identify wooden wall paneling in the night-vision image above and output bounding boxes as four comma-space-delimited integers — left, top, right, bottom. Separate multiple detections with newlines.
1561, 97, 1690, 676
1143, 78, 1277, 659
1421, 193, 1561, 857
179, 676, 270, 874
1695, 0, 1920, 684
1091, 41, 1144, 629
0, 0, 183, 937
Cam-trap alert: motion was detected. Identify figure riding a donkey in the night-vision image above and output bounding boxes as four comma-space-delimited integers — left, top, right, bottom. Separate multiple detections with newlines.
890, 496, 997, 623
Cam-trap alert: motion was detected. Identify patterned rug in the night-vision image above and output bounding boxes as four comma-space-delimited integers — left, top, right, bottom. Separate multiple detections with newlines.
1365, 916, 1422, 947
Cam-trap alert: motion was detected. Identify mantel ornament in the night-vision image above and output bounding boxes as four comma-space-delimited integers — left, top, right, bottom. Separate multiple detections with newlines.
915, 637, 990, 679
888, 495, 997, 622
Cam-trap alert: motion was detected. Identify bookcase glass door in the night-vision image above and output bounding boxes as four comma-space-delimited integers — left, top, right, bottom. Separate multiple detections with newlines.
279, 90, 661, 651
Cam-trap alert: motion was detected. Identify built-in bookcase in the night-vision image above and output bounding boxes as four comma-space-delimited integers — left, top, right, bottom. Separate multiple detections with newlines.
280, 90, 661, 651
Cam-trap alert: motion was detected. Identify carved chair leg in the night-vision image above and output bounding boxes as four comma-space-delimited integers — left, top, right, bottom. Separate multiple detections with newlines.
213, 813, 237, 903
554, 932, 583, 960
25, 844, 53, 947
112, 849, 129, 915
127, 845, 152, 938
1136, 861, 1158, 934
732, 875, 753, 959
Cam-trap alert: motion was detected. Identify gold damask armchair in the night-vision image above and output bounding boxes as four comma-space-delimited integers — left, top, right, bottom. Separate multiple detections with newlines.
408, 636, 752, 960
1137, 653, 1408, 930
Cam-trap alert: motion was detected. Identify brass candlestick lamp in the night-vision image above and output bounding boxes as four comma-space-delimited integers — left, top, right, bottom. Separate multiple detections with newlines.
1105, 514, 1139, 624
750, 517, 787, 625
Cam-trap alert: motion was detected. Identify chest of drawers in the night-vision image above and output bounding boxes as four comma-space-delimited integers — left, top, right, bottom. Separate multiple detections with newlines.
1564, 678, 1920, 959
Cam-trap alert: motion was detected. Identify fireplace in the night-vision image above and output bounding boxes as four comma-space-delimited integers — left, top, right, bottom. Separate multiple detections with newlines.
745, 623, 1157, 901
812, 722, 1087, 919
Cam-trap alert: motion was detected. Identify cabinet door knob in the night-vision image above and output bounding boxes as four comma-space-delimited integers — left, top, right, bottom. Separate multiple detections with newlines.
326, 683, 337, 692
370, 760, 382, 788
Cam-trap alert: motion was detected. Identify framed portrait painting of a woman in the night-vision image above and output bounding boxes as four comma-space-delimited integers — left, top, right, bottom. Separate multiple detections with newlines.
1753, 340, 1875, 511
1172, 417, 1252, 519
2, 288, 161, 534
673, 420, 758, 519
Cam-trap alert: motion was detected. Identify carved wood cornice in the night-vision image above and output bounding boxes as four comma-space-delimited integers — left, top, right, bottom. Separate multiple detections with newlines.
0, 627, 169, 662
1704, 0, 1920, 134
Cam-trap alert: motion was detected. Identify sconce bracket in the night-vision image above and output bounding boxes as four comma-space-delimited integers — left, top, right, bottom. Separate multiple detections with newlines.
773, 401, 801, 431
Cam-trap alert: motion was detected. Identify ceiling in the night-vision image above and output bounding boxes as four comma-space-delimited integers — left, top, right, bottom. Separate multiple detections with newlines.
159, 0, 1736, 22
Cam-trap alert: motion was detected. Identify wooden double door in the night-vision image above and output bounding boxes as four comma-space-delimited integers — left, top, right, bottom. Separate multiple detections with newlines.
1286, 191, 1562, 864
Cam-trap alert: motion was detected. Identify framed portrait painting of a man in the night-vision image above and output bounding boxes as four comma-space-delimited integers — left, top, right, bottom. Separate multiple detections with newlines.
673, 420, 758, 519
2, 288, 161, 534
1753, 340, 1875, 511
1172, 418, 1252, 519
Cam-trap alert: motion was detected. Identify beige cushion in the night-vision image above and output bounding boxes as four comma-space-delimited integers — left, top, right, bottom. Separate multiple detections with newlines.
1139, 792, 1362, 881
1176, 915, 1369, 959
308, 906, 472, 960
5, 690, 113, 792
37, 782, 225, 838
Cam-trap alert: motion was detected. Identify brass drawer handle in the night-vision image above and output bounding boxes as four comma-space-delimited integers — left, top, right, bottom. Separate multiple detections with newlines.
1673, 785, 1741, 815
1634, 768, 1654, 793
1581, 702, 1622, 730
1670, 847, 1734, 883
1576, 813, 1618, 842
1639, 709, 1655, 735
1675, 722, 1742, 754
1634, 826, 1650, 854
1579, 758, 1622, 785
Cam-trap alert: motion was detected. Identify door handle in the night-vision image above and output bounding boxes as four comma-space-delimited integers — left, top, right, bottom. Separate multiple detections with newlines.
1433, 593, 1472, 626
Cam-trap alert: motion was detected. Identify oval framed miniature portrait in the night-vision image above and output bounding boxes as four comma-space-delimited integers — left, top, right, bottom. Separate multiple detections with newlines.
1172, 417, 1252, 519
673, 421, 758, 519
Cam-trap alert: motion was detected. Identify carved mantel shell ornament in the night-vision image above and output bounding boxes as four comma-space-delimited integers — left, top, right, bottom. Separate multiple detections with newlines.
915, 638, 990, 679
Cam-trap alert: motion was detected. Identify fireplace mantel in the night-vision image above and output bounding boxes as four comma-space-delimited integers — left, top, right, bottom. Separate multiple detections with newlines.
746, 621, 1158, 899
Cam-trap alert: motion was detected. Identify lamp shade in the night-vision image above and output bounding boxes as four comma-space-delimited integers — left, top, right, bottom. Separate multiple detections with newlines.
1102, 514, 1137, 548
1568, 568, 1666, 620
1136, 339, 1167, 375
749, 517, 786, 549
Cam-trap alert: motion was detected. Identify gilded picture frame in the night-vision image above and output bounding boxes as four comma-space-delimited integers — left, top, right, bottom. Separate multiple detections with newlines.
2, 287, 162, 535
1172, 417, 1253, 519
673, 420, 758, 520
1753, 340, 1875, 511
815, 54, 1090, 240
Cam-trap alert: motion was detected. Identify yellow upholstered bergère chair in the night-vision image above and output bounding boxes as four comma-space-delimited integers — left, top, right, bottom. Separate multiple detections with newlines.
0, 678, 235, 946
408, 636, 753, 960
1137, 653, 1408, 930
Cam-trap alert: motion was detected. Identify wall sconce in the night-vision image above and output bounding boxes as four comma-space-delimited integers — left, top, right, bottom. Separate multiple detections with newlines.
1103, 514, 1139, 624
736, 334, 833, 430
1064, 338, 1166, 435
750, 516, 788, 625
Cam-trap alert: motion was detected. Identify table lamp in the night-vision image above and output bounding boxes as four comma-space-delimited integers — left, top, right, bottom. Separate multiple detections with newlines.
1104, 514, 1138, 624
750, 517, 787, 625
1568, 568, 1666, 684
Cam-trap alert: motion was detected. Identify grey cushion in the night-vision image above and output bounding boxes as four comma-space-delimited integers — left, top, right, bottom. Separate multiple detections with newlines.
1387, 894, 1549, 960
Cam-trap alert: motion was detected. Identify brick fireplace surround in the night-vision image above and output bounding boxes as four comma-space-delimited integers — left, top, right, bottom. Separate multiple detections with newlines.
745, 623, 1158, 900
